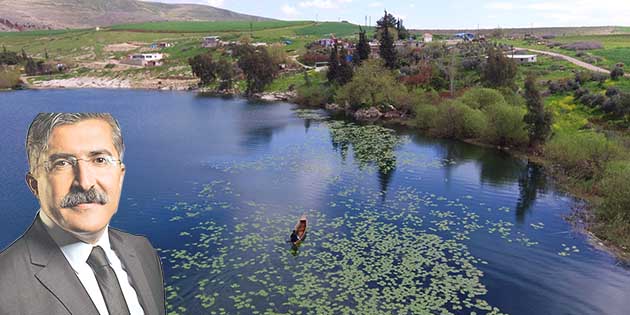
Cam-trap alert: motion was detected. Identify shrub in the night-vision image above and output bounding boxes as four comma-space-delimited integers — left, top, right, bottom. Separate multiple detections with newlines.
606, 87, 620, 97
294, 83, 332, 107
498, 87, 525, 107
459, 87, 507, 110
0, 68, 20, 89
545, 132, 621, 180
610, 65, 624, 81
431, 100, 486, 139
561, 41, 603, 51
335, 60, 403, 110
601, 92, 630, 117
482, 103, 528, 147
578, 93, 605, 108
598, 161, 630, 223
413, 104, 438, 130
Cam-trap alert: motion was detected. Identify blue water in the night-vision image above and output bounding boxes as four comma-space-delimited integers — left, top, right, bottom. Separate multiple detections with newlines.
1, 89, 629, 314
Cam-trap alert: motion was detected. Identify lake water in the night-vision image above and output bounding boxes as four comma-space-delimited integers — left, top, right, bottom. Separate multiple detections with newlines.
1, 89, 629, 314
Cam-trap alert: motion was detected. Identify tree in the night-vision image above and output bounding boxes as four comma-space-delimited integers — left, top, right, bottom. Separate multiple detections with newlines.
216, 59, 234, 91
337, 47, 354, 85
326, 44, 340, 84
188, 53, 217, 86
378, 12, 397, 69
523, 75, 553, 149
482, 46, 517, 89
336, 59, 405, 110
355, 26, 370, 64
266, 43, 288, 66
327, 45, 353, 86
396, 19, 409, 40
375, 10, 398, 40
237, 46, 277, 95
25, 58, 37, 76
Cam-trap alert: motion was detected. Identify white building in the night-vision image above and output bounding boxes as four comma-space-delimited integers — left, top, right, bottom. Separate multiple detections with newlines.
506, 54, 537, 64
202, 36, 221, 48
121, 53, 163, 66
423, 33, 433, 43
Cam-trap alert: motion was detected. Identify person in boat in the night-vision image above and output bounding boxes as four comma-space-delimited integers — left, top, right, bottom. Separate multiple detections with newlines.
290, 230, 300, 243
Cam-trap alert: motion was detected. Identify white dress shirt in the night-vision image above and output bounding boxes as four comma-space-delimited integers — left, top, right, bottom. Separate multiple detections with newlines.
39, 211, 145, 315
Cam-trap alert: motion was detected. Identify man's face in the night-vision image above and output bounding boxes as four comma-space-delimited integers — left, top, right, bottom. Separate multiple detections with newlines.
28, 119, 125, 236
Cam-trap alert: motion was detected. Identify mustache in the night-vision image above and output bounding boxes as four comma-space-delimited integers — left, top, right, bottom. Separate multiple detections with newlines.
60, 186, 108, 208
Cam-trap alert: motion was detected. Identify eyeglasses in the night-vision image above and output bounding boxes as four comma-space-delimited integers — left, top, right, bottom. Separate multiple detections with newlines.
40, 155, 122, 174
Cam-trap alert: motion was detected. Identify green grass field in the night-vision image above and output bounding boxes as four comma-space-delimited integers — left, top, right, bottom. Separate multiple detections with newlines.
108, 21, 312, 32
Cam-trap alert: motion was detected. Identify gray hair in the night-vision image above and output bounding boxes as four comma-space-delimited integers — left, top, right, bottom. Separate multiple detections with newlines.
26, 113, 125, 174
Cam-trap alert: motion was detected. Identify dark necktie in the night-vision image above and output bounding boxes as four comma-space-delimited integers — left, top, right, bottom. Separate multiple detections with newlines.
87, 245, 131, 315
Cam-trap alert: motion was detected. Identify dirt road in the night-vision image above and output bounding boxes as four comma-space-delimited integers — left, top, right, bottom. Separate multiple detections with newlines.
515, 47, 612, 74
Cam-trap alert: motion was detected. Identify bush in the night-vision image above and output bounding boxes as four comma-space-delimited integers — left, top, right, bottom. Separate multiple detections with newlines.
561, 41, 603, 50
294, 84, 332, 107
601, 92, 630, 117
413, 104, 438, 130
578, 93, 605, 108
431, 100, 486, 139
482, 103, 528, 146
459, 87, 507, 110
545, 132, 622, 180
610, 65, 624, 80
0, 68, 20, 89
498, 87, 525, 107
335, 60, 403, 110
598, 161, 630, 223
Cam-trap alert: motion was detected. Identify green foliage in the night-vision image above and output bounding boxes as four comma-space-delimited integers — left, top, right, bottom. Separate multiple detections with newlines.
377, 11, 397, 69
327, 45, 353, 86
0, 50, 21, 65
483, 103, 528, 146
460, 87, 507, 110
355, 27, 370, 64
188, 53, 216, 85
0, 67, 20, 89
294, 83, 333, 107
215, 59, 235, 91
482, 46, 517, 89
265, 43, 289, 66
432, 100, 486, 139
610, 64, 625, 80
523, 76, 553, 148
335, 60, 403, 110
413, 104, 439, 130
237, 46, 278, 95
545, 132, 621, 180
598, 161, 630, 224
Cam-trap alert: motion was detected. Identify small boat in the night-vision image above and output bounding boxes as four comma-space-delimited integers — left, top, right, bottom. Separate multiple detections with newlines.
290, 214, 307, 246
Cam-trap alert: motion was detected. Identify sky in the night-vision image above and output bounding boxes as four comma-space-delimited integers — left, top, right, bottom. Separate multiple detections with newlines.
143, 0, 630, 29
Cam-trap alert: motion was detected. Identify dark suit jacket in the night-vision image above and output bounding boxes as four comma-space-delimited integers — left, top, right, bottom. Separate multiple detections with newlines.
0, 217, 165, 315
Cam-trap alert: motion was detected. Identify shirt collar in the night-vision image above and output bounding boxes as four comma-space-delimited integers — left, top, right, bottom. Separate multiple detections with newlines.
39, 210, 111, 274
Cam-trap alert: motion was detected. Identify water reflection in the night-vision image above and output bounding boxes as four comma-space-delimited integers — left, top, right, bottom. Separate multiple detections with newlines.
328, 121, 401, 199
516, 162, 548, 223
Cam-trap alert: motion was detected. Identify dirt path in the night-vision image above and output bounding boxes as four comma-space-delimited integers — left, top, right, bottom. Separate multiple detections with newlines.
515, 47, 612, 74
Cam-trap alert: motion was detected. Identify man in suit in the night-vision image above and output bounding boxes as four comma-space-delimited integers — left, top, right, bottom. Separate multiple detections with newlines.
0, 113, 165, 315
